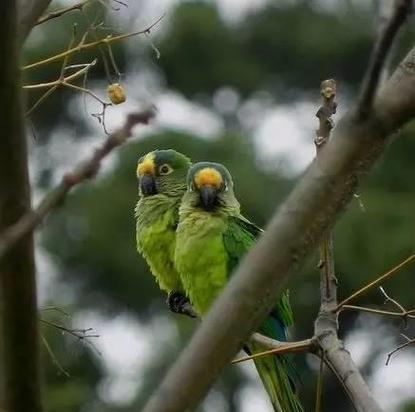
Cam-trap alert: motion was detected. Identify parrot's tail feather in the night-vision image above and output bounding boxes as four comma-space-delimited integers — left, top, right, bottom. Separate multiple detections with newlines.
249, 343, 303, 412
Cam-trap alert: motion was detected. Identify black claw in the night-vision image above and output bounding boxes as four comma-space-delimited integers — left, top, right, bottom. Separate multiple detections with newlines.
166, 292, 197, 318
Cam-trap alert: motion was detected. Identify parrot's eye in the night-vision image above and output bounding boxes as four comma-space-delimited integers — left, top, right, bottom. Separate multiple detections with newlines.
224, 182, 229, 191
159, 164, 173, 175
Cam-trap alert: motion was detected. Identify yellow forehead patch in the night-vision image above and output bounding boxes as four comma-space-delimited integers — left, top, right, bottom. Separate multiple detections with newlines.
194, 168, 223, 189
137, 153, 155, 177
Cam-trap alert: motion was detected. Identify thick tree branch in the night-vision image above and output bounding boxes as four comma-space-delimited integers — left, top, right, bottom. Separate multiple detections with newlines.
0, 109, 155, 261
357, 0, 412, 119
18, 0, 53, 43
0, 1, 42, 411
142, 43, 415, 412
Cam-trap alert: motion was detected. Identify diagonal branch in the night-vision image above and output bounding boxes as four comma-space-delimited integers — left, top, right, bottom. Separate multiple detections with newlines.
0, 109, 155, 260
357, 0, 412, 119
36, 0, 90, 26
386, 333, 415, 365
336, 253, 415, 309
18, 0, 53, 43
22, 15, 165, 71
232, 336, 314, 365
141, 39, 415, 412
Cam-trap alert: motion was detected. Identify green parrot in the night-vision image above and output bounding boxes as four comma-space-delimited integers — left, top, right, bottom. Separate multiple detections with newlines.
175, 162, 302, 412
135, 149, 193, 314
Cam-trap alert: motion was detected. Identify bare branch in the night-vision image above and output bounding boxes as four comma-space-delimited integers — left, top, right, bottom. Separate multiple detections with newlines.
311, 80, 381, 411
315, 79, 337, 149
337, 254, 415, 309
340, 304, 415, 320
232, 337, 314, 365
18, 0, 53, 43
36, 0, 90, 26
379, 286, 406, 313
386, 334, 415, 365
0, 109, 155, 260
23, 59, 97, 89
22, 14, 165, 71
0, 0, 42, 410
357, 0, 412, 119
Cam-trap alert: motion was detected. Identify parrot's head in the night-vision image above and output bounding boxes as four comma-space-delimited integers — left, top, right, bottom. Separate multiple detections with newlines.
186, 162, 239, 212
136, 150, 191, 197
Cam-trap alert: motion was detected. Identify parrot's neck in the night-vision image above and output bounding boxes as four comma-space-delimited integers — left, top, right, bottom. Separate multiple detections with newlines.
135, 193, 180, 228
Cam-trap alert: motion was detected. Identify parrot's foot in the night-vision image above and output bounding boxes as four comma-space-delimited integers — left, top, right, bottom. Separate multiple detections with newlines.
166, 292, 197, 318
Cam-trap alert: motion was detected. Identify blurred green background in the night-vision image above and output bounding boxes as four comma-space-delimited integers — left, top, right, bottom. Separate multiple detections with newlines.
23, 0, 415, 411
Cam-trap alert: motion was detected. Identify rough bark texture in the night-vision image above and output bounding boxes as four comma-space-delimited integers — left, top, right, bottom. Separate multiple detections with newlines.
142, 46, 415, 412
0, 1, 42, 411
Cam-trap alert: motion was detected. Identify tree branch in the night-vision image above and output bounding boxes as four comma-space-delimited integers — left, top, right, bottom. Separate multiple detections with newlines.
357, 0, 412, 119
141, 41, 415, 412
386, 333, 415, 365
312, 80, 381, 412
22, 15, 165, 71
0, 1, 42, 411
35, 0, 89, 26
336, 253, 415, 309
232, 336, 314, 365
18, 0, 53, 43
0, 109, 155, 261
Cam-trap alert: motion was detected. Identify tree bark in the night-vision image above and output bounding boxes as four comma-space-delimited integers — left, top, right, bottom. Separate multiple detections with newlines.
0, 1, 42, 411
142, 45, 415, 412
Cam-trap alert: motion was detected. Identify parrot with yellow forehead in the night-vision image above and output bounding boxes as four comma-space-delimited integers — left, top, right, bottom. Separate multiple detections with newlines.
135, 149, 193, 314
175, 162, 302, 412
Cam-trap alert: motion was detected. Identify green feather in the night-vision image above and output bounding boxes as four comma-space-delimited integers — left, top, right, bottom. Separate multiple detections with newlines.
175, 162, 303, 412
135, 149, 191, 293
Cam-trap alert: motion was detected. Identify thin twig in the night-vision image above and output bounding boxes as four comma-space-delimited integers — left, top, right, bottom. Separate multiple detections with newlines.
386, 334, 415, 365
40, 319, 101, 356
314, 356, 324, 412
23, 14, 165, 71
336, 254, 415, 309
25, 85, 58, 117
340, 304, 415, 320
0, 109, 155, 260
62, 82, 108, 105
357, 0, 412, 119
231, 339, 313, 364
23, 59, 97, 89
40, 334, 70, 377
379, 286, 406, 313
36, 0, 90, 26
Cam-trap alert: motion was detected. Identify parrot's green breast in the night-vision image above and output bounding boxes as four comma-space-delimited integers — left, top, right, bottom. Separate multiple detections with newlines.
175, 211, 228, 315
136, 199, 183, 293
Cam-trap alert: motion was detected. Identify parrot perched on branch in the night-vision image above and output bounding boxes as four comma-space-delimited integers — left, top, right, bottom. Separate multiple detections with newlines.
175, 162, 303, 412
135, 149, 193, 313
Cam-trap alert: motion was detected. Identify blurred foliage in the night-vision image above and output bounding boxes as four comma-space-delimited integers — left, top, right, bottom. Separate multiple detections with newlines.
159, 2, 374, 98
24, 0, 415, 411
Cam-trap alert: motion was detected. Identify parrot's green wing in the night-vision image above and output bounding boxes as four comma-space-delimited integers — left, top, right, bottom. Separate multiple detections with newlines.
223, 215, 261, 274
223, 216, 293, 327
223, 215, 302, 412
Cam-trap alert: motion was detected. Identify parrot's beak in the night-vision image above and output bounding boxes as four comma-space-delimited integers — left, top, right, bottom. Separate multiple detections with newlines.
140, 173, 157, 196
199, 185, 218, 210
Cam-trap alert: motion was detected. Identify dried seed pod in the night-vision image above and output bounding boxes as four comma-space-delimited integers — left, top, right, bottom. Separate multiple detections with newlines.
107, 83, 126, 105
